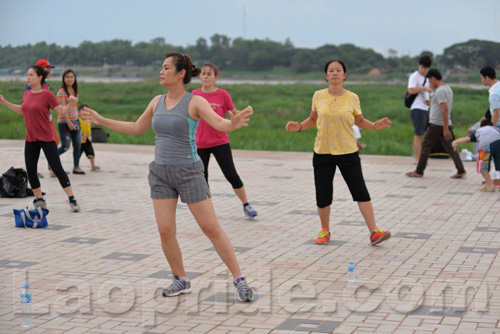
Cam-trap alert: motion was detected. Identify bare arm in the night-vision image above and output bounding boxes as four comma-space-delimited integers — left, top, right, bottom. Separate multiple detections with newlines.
408, 86, 433, 95
0, 94, 23, 114
441, 102, 452, 141
190, 95, 252, 132
492, 109, 499, 127
286, 110, 317, 132
57, 94, 75, 129
52, 95, 77, 116
452, 136, 471, 150
354, 114, 391, 130
82, 96, 159, 135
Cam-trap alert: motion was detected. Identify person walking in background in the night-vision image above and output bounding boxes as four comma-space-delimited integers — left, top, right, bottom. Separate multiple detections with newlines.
286, 59, 392, 246
56, 69, 85, 175
453, 119, 500, 192
192, 62, 258, 218
83, 52, 254, 302
479, 66, 500, 187
408, 55, 433, 163
353, 124, 366, 151
406, 69, 466, 179
0, 65, 80, 212
78, 104, 100, 171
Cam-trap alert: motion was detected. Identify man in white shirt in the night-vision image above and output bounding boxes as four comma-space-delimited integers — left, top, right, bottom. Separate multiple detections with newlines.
480, 66, 500, 186
408, 56, 433, 163
480, 66, 500, 129
406, 68, 466, 179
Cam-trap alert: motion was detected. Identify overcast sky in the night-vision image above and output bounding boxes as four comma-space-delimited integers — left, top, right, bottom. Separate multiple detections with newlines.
1, 0, 499, 58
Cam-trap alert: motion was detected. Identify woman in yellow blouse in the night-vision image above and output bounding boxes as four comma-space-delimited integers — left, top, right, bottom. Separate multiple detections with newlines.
286, 59, 392, 246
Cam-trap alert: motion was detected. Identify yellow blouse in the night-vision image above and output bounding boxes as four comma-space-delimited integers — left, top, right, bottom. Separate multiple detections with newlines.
312, 89, 362, 155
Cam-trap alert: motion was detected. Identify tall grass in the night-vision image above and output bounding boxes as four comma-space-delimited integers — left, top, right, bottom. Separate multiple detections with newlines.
0, 80, 486, 155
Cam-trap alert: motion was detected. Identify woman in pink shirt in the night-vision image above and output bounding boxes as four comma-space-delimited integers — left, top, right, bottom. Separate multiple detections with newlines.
0, 66, 81, 212
192, 63, 257, 218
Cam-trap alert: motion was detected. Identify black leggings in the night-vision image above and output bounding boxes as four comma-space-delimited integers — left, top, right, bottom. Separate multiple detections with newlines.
25, 141, 71, 190
313, 152, 371, 208
197, 143, 244, 189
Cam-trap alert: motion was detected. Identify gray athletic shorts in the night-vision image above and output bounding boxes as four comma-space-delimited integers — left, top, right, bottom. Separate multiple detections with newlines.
148, 160, 211, 203
410, 108, 429, 136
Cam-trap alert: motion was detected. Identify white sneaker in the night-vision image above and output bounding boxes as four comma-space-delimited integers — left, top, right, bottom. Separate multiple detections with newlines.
27, 198, 47, 210
69, 200, 80, 212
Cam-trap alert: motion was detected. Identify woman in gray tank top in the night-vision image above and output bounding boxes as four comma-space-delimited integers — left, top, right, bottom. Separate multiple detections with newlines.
83, 52, 255, 302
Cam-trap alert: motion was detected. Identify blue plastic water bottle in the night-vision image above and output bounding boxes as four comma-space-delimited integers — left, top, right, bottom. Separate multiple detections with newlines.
348, 261, 356, 283
20, 284, 32, 328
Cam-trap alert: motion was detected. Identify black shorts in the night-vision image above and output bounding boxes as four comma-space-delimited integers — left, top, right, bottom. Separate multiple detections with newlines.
81, 141, 95, 158
313, 152, 371, 208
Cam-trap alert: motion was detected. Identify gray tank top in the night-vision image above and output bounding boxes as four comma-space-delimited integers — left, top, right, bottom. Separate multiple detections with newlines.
152, 93, 200, 165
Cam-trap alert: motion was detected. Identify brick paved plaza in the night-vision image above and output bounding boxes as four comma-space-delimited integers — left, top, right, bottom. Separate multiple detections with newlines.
1, 139, 499, 333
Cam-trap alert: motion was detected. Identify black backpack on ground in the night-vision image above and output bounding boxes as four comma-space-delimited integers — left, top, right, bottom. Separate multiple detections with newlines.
0, 167, 33, 198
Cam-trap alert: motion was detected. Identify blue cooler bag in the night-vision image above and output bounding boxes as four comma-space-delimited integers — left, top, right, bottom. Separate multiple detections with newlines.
14, 208, 49, 228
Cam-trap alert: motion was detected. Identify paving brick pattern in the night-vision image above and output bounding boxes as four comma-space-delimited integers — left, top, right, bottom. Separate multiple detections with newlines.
1, 139, 499, 333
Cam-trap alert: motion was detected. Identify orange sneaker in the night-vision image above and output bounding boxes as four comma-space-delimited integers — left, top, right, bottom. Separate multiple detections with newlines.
370, 227, 391, 246
315, 228, 330, 244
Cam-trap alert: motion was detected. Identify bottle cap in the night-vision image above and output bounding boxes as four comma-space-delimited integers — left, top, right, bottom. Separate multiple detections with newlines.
23, 285, 29, 288
349, 261, 354, 265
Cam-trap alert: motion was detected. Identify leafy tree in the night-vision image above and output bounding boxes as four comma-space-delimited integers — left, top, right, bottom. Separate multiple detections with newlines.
441, 39, 500, 71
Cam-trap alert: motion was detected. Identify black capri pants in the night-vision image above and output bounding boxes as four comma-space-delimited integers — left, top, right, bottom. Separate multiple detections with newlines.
25, 141, 71, 190
197, 143, 244, 189
313, 152, 371, 208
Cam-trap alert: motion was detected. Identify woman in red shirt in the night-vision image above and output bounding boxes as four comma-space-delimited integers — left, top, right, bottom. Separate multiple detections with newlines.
192, 63, 257, 218
0, 66, 81, 212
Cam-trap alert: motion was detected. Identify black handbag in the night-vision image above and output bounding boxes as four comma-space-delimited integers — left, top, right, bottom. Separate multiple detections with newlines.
405, 77, 427, 108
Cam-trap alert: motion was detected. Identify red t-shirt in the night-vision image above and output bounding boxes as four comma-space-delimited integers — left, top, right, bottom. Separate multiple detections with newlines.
192, 88, 235, 149
21, 90, 60, 142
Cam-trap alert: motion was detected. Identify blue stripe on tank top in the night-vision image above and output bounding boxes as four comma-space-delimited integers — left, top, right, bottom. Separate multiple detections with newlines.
188, 118, 199, 162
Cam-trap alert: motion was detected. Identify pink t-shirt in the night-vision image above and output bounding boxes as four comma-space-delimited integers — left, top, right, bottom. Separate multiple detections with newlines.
21, 90, 60, 142
192, 88, 235, 149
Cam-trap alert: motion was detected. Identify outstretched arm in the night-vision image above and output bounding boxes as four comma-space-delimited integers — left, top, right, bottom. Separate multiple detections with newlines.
52, 96, 77, 117
355, 114, 391, 130
191, 95, 252, 132
286, 110, 317, 132
81, 96, 159, 135
452, 137, 471, 151
0, 94, 22, 114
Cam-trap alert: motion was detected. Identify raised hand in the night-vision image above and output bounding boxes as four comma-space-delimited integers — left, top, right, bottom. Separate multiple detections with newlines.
373, 117, 391, 130
229, 106, 253, 129
68, 95, 77, 106
286, 121, 301, 132
82, 106, 102, 125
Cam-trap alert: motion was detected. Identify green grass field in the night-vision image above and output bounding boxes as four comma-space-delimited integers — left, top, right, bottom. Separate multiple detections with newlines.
0, 80, 487, 155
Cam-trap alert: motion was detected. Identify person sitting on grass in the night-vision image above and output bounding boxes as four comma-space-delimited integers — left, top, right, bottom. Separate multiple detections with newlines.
452, 119, 500, 192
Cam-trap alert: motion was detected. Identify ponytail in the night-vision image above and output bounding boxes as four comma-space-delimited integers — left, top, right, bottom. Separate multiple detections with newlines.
165, 52, 200, 84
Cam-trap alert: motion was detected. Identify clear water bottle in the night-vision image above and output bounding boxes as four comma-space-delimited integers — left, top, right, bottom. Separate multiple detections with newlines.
347, 261, 356, 283
20, 284, 32, 328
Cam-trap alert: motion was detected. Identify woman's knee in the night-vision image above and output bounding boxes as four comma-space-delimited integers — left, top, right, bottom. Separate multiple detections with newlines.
157, 225, 176, 241
200, 221, 222, 239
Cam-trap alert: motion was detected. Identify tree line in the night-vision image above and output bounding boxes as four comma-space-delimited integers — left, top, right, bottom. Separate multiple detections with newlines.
0, 35, 499, 75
